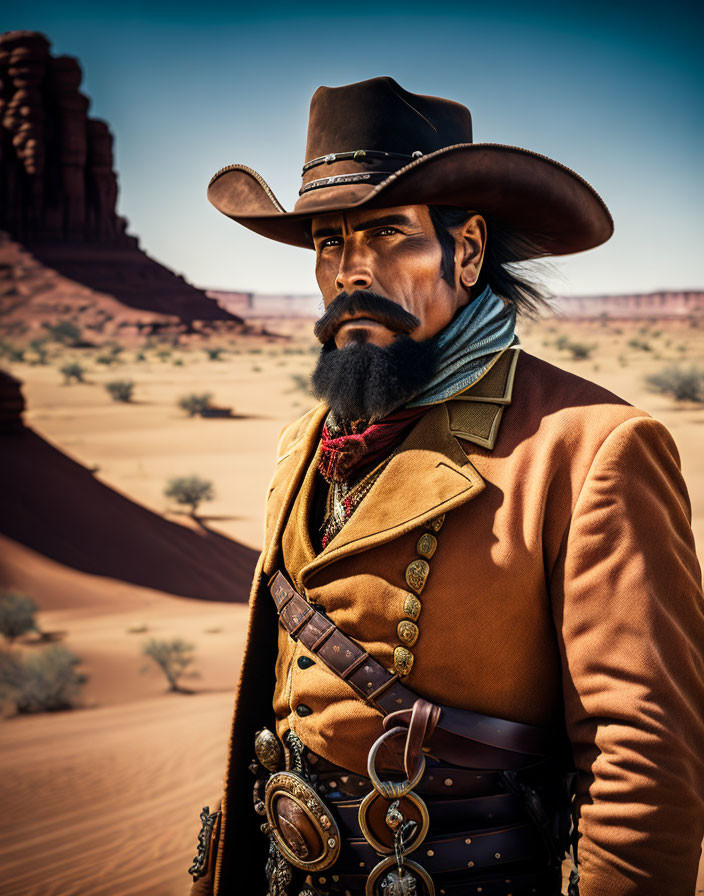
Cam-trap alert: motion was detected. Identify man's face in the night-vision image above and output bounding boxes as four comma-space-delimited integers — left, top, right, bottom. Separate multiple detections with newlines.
312, 204, 472, 348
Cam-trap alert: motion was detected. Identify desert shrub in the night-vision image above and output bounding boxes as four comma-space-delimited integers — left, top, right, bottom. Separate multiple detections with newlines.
0, 592, 38, 643
157, 349, 172, 362
565, 341, 596, 360
43, 319, 82, 346
60, 362, 85, 383
29, 338, 49, 364
0, 341, 25, 361
645, 365, 704, 403
96, 352, 118, 365
205, 347, 225, 361
142, 637, 198, 692
627, 337, 652, 352
134, 351, 147, 362
173, 358, 184, 366
554, 335, 569, 350
0, 645, 85, 713
164, 475, 214, 515
178, 392, 213, 417
105, 380, 134, 402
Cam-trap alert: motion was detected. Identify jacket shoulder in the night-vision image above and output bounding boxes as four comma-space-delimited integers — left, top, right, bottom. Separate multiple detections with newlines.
276, 402, 327, 458
513, 349, 652, 430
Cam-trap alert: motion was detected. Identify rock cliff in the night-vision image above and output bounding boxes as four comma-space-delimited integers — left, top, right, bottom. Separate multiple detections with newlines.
0, 30, 246, 335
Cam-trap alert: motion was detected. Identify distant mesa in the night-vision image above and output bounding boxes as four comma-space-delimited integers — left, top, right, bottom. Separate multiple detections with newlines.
207, 289, 321, 319
555, 291, 704, 321
0, 30, 252, 338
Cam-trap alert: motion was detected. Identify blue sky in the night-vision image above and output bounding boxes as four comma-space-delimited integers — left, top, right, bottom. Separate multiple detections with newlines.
2, 1, 702, 296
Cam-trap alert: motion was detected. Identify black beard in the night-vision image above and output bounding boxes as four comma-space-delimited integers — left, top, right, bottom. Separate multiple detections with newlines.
311, 333, 439, 422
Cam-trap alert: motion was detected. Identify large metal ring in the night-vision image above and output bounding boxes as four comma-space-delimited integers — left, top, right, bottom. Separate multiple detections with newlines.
367, 727, 426, 799
357, 789, 430, 856
365, 856, 436, 896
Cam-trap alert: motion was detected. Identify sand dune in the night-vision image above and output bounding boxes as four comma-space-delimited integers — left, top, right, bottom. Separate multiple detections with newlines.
0, 692, 235, 896
0, 425, 258, 603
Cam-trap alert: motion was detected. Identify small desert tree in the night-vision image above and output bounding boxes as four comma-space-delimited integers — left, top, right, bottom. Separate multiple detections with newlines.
178, 393, 213, 417
645, 365, 704, 403
0, 645, 85, 713
0, 591, 38, 643
29, 338, 49, 364
105, 380, 134, 402
61, 362, 85, 384
164, 475, 214, 515
205, 347, 225, 361
142, 638, 197, 692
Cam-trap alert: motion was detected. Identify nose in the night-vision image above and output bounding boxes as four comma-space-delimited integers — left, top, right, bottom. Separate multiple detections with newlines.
335, 240, 373, 293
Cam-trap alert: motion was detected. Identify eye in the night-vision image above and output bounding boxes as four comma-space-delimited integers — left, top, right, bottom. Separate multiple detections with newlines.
318, 236, 342, 250
374, 227, 399, 237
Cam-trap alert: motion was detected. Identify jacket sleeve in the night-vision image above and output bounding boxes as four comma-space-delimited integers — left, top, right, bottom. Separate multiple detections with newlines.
550, 414, 704, 895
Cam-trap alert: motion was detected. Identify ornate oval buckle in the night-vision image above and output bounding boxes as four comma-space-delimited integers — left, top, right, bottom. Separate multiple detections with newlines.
264, 770, 341, 871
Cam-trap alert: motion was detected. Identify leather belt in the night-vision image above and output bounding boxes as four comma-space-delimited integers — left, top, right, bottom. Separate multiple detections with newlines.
269, 570, 556, 769
332, 822, 540, 875
333, 792, 524, 839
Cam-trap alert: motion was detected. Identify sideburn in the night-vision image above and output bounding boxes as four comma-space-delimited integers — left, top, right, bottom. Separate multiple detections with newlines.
311, 335, 439, 422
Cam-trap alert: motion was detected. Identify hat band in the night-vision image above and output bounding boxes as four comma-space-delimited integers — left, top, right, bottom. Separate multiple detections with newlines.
302, 148, 423, 175
299, 171, 394, 196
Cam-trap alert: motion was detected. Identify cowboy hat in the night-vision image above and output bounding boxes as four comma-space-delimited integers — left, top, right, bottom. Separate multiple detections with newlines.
208, 76, 612, 257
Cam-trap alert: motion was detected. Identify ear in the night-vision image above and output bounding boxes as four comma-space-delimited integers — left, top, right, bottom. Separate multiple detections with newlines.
456, 214, 487, 293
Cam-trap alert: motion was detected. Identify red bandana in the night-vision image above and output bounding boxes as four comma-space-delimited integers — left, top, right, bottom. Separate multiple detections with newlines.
318, 407, 428, 483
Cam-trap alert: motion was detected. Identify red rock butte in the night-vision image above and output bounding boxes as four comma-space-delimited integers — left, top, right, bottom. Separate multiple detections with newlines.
0, 30, 248, 337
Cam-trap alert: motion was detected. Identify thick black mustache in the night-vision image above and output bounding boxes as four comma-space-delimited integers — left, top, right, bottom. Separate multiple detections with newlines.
313, 290, 420, 345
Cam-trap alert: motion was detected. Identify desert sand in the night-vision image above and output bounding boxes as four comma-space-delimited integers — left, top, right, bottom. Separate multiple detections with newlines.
1, 314, 703, 895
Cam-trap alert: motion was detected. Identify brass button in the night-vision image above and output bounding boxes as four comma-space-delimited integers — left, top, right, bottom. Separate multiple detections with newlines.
403, 593, 422, 621
297, 656, 315, 669
397, 620, 419, 647
416, 533, 438, 559
424, 514, 445, 532
405, 559, 430, 594
393, 646, 414, 676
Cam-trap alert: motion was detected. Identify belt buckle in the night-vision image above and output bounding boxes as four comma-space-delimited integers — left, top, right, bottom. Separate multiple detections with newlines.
264, 770, 341, 872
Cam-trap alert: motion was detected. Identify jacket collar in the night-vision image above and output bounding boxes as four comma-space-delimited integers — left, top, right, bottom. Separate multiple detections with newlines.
264, 346, 520, 579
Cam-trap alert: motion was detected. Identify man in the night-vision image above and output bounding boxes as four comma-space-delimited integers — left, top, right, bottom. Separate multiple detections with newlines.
190, 78, 704, 896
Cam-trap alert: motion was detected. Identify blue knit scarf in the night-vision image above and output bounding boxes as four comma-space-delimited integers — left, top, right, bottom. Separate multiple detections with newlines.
405, 285, 519, 408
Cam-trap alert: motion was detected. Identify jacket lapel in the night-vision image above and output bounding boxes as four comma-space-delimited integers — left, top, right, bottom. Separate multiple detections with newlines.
265, 345, 521, 581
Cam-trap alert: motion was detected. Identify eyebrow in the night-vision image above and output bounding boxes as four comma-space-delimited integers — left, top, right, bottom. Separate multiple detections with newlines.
312, 213, 414, 240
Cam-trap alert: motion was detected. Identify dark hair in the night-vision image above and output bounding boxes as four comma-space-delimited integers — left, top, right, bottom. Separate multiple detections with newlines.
427, 205, 554, 318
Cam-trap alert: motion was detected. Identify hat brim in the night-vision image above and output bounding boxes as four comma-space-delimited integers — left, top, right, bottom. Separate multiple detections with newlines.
207, 143, 613, 257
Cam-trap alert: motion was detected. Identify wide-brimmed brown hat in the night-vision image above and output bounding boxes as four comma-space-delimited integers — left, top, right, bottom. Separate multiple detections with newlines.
208, 76, 612, 257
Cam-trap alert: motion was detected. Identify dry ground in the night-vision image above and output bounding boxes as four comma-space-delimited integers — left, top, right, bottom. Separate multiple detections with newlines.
1, 314, 703, 895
